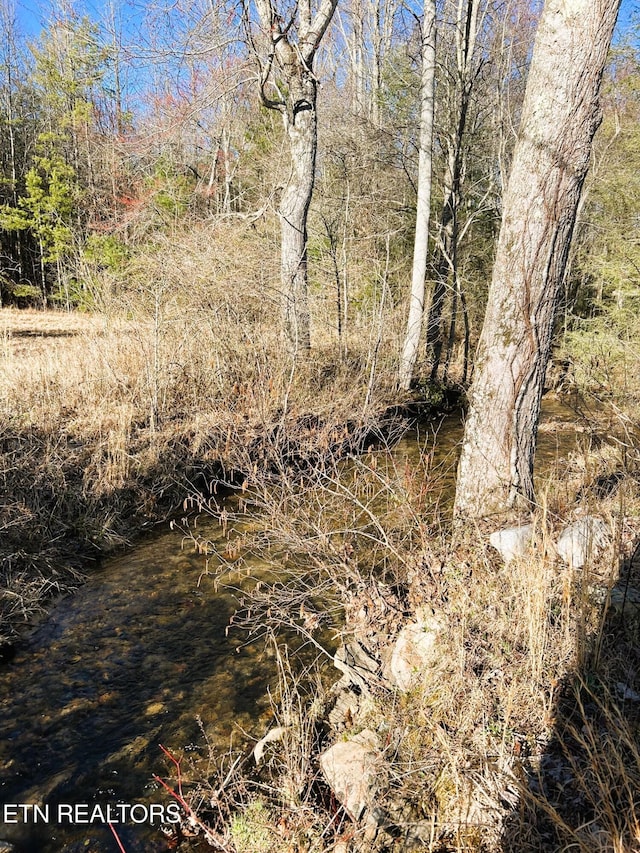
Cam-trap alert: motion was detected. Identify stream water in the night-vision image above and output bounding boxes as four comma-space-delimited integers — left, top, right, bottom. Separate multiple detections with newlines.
0, 402, 585, 852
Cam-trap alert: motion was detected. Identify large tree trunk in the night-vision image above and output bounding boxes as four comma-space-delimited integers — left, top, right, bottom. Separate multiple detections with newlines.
454, 0, 621, 519
398, 0, 436, 391
251, 0, 337, 354
280, 74, 317, 353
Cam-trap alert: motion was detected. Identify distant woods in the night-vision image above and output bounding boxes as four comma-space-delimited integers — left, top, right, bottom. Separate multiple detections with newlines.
0, 0, 531, 328
0, 0, 637, 396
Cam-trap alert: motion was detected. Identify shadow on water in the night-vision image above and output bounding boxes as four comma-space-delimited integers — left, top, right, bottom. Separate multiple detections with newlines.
0, 518, 277, 852
501, 551, 640, 851
391, 397, 587, 513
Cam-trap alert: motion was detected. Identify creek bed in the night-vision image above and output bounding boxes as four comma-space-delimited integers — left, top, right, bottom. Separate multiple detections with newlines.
0, 516, 277, 852
0, 401, 584, 852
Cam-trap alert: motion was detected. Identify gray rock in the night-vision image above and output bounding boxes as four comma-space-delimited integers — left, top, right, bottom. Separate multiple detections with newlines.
389, 610, 441, 692
329, 689, 360, 730
616, 682, 640, 702
402, 819, 445, 849
320, 730, 379, 820
334, 641, 380, 693
556, 516, 609, 568
489, 524, 534, 563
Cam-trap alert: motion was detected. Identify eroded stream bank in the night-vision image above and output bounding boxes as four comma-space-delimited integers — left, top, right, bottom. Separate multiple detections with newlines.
0, 400, 588, 852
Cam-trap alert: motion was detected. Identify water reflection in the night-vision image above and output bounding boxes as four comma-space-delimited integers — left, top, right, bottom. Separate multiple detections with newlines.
0, 520, 274, 851
388, 398, 583, 510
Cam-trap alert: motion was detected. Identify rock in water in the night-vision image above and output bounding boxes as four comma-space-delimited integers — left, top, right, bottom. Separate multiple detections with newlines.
253, 726, 290, 765
489, 524, 534, 563
556, 516, 609, 568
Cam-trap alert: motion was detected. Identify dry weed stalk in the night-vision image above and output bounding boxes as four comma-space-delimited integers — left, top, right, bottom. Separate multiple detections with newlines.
0, 218, 403, 643
179, 415, 640, 852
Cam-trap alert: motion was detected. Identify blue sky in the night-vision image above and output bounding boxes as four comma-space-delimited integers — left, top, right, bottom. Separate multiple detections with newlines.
616, 0, 638, 40
14, 0, 640, 43
15, 0, 144, 40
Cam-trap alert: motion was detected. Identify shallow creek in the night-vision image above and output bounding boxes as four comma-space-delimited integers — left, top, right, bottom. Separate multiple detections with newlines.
0, 402, 584, 852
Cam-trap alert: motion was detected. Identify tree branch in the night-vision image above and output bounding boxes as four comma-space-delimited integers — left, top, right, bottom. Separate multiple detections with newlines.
300, 0, 338, 63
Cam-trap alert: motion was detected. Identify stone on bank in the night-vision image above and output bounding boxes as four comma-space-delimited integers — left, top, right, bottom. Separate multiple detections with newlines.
387, 610, 442, 692
556, 516, 609, 568
319, 729, 379, 820
489, 524, 534, 563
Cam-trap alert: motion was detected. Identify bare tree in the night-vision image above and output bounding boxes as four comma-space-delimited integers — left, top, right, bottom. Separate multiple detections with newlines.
245, 0, 338, 354
398, 0, 436, 391
425, 0, 485, 381
336, 0, 399, 125
454, 0, 621, 518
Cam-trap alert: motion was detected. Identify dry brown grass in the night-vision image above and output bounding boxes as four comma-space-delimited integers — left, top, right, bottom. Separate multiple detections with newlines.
180, 424, 640, 853
0, 220, 407, 646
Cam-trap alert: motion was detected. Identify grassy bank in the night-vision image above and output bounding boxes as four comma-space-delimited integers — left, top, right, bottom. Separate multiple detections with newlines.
0, 224, 413, 647
172, 410, 640, 853
136, 327, 639, 853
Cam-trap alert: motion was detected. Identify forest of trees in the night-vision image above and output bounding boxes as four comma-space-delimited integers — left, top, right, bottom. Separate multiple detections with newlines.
0, 0, 637, 499
0, 1, 562, 309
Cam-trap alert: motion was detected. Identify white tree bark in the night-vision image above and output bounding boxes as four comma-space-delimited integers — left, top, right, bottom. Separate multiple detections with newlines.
454, 0, 621, 518
336, 0, 398, 126
398, 0, 437, 391
279, 71, 317, 352
367, 0, 396, 126
252, 0, 338, 354
348, 0, 366, 118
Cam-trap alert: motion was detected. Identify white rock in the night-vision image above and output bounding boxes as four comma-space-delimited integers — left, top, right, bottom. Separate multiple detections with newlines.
489, 524, 534, 563
556, 517, 609, 568
389, 613, 441, 692
319, 730, 378, 820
